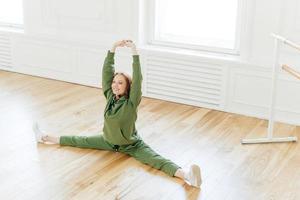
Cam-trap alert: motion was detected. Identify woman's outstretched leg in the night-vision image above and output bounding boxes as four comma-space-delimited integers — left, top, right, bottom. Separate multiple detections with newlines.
33, 123, 115, 150
121, 140, 202, 188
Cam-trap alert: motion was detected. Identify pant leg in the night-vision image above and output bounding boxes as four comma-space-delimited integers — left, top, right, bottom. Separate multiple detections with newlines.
120, 140, 180, 177
60, 134, 115, 151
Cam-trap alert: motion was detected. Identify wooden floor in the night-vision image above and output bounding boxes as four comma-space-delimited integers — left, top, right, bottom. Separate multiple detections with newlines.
0, 70, 299, 200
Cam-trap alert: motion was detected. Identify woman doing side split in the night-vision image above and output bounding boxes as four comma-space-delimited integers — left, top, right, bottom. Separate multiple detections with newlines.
33, 40, 202, 188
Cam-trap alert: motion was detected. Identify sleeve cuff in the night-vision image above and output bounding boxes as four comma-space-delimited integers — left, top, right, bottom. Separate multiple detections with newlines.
107, 50, 115, 59
133, 55, 140, 63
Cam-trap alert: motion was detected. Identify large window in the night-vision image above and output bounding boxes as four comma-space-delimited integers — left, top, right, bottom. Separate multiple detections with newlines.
151, 0, 241, 54
0, 0, 23, 28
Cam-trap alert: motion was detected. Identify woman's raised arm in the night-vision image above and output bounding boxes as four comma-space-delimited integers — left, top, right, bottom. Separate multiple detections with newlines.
102, 40, 126, 99
125, 40, 143, 107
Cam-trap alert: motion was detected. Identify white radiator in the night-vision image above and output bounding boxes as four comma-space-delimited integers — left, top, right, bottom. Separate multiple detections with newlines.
0, 33, 12, 68
145, 55, 225, 109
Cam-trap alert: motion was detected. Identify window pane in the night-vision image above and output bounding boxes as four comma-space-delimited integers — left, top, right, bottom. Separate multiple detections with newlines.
155, 0, 239, 50
0, 0, 23, 25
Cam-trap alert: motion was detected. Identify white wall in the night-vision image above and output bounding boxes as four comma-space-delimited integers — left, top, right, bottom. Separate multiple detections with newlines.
0, 0, 299, 126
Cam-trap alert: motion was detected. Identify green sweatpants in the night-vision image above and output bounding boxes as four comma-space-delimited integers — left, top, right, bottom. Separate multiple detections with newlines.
60, 135, 180, 177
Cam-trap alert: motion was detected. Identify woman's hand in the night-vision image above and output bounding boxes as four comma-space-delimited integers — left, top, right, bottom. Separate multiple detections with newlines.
110, 40, 126, 52
124, 40, 135, 48
110, 39, 138, 55
125, 40, 138, 55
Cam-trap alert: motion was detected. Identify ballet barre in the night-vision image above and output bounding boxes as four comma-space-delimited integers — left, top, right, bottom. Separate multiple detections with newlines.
271, 33, 300, 52
282, 64, 300, 80
241, 34, 298, 144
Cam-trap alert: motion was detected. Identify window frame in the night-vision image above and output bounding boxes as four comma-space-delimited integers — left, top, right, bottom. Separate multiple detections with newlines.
147, 0, 244, 55
0, 21, 23, 29
0, 0, 24, 30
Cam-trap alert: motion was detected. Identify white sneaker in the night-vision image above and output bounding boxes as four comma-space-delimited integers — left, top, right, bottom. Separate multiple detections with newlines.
184, 164, 202, 188
33, 122, 45, 143
33, 122, 57, 144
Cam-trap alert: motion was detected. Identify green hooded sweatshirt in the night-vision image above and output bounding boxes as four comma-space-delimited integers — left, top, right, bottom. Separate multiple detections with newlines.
102, 51, 143, 145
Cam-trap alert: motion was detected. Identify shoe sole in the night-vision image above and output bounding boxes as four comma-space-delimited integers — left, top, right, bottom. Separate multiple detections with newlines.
190, 164, 202, 188
33, 122, 43, 143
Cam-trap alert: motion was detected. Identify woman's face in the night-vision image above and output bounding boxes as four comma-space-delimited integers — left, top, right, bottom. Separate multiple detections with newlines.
111, 74, 127, 97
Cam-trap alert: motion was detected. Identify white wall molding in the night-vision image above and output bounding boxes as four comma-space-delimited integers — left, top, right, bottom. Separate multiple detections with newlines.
227, 67, 300, 126
41, 0, 115, 32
